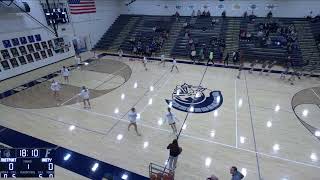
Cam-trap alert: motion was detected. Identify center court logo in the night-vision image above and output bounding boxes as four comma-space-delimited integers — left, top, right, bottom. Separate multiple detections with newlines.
165, 83, 223, 113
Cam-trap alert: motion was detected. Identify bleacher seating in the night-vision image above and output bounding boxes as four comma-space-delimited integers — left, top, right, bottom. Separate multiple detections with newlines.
239, 17, 303, 66
119, 16, 174, 54
94, 14, 320, 70
171, 16, 226, 61
310, 21, 320, 46
94, 15, 132, 50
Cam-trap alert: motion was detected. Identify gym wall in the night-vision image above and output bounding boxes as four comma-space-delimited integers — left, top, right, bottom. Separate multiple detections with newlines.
122, 0, 320, 18
0, 0, 122, 83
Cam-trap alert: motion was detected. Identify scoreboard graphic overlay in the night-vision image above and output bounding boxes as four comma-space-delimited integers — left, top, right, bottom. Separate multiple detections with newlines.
0, 148, 55, 178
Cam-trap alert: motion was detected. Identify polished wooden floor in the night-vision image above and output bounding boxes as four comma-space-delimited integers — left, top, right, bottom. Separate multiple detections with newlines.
0, 55, 319, 180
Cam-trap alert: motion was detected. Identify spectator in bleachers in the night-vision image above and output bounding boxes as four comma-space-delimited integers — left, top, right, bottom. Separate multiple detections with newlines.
175, 11, 180, 22
266, 37, 272, 46
202, 10, 206, 17
267, 11, 273, 19
211, 18, 219, 26
197, 10, 202, 17
165, 30, 170, 39
246, 32, 252, 42
249, 13, 256, 23
175, 11, 180, 17
188, 38, 194, 46
221, 10, 226, 18
132, 45, 138, 55
243, 11, 248, 19
191, 10, 196, 18
257, 30, 264, 37
202, 26, 207, 32
145, 45, 151, 57
311, 14, 320, 23
206, 10, 211, 17
185, 31, 189, 38
230, 166, 244, 180
183, 21, 188, 28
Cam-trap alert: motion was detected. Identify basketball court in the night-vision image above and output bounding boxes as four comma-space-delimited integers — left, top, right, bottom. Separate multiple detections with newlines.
0, 54, 319, 179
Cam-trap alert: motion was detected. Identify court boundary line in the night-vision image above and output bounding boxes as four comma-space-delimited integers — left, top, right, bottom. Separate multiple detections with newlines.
105, 66, 171, 135
235, 79, 238, 148
10, 106, 320, 170
244, 72, 262, 180
60, 64, 129, 106
311, 88, 320, 100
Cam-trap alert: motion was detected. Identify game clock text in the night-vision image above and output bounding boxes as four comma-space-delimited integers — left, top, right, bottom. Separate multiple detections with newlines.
0, 148, 55, 178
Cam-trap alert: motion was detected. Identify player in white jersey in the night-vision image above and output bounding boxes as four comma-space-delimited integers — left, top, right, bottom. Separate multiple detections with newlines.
50, 79, 61, 100
142, 56, 148, 71
75, 55, 82, 70
170, 58, 179, 72
159, 54, 166, 67
61, 66, 70, 83
165, 108, 179, 134
118, 48, 123, 60
128, 108, 141, 136
79, 86, 91, 109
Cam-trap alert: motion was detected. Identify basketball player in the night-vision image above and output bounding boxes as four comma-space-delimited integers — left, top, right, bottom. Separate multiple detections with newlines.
93, 51, 99, 59
249, 60, 258, 74
128, 108, 141, 136
142, 56, 148, 71
191, 49, 196, 64
50, 79, 61, 101
79, 86, 91, 109
165, 108, 179, 135
170, 58, 179, 72
75, 55, 82, 70
207, 49, 214, 65
61, 66, 70, 83
118, 48, 123, 60
159, 54, 166, 67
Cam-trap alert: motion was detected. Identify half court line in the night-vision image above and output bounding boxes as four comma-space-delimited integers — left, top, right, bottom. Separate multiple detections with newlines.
7, 106, 320, 170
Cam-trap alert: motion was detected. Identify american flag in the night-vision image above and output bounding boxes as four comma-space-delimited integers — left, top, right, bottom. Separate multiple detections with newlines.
68, 0, 96, 15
